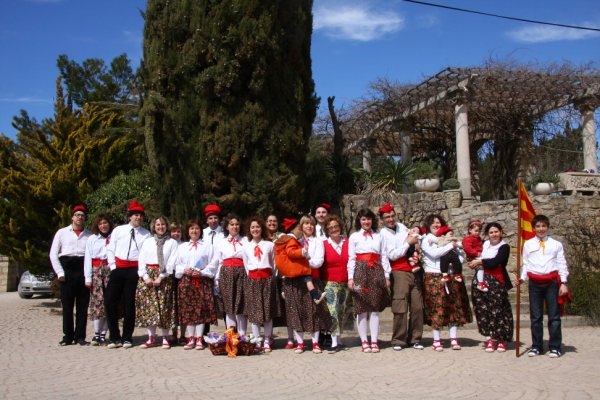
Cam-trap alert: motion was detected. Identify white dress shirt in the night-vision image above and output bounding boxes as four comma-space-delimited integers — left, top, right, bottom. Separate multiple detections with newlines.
173, 240, 216, 279
421, 232, 461, 274
241, 239, 275, 272
106, 223, 151, 269
49, 225, 92, 278
137, 236, 179, 279
210, 234, 245, 281
380, 222, 411, 262
84, 234, 110, 284
521, 235, 569, 282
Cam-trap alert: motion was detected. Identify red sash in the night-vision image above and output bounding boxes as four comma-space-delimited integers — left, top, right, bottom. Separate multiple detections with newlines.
248, 268, 272, 279
390, 256, 411, 272
356, 253, 380, 268
115, 257, 138, 268
92, 258, 108, 268
527, 271, 560, 284
222, 258, 244, 267
146, 264, 159, 270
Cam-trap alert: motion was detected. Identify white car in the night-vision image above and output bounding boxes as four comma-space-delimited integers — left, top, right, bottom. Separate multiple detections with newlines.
17, 271, 54, 299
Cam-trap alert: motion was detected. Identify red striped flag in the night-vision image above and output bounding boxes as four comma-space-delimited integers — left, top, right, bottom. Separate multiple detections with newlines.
518, 179, 536, 250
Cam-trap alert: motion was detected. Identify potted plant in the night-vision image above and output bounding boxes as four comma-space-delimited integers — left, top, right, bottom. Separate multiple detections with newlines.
528, 172, 559, 195
412, 160, 440, 192
442, 178, 462, 208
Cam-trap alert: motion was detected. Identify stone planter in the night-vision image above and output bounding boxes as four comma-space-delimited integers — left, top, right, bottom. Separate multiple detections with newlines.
443, 189, 462, 208
414, 178, 440, 192
532, 182, 556, 195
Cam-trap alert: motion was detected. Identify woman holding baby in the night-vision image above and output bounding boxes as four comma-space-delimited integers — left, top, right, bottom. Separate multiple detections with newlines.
421, 214, 472, 352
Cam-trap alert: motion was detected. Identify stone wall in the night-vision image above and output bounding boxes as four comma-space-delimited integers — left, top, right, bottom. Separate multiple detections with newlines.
341, 192, 600, 276
0, 255, 19, 293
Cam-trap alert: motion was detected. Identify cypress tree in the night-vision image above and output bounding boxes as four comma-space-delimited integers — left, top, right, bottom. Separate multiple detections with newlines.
141, 0, 317, 220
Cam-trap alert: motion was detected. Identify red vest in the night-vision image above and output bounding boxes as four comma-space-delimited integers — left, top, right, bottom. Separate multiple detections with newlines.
321, 240, 349, 282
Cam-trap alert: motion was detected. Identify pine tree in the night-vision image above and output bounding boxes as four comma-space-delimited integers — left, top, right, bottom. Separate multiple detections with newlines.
140, 0, 317, 220
0, 79, 138, 273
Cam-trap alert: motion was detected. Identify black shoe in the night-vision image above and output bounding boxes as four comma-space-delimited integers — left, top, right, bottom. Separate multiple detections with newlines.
548, 349, 562, 358
327, 345, 340, 354
91, 335, 101, 346
527, 347, 541, 357
59, 339, 74, 346
77, 339, 89, 346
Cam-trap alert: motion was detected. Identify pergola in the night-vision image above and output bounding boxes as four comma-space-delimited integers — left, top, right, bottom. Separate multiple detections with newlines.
344, 65, 600, 199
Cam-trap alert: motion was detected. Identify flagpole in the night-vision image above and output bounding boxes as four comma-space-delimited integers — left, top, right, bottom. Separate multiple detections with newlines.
516, 178, 522, 358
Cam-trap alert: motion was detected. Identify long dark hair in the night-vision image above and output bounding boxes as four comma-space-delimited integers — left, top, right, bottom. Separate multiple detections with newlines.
354, 208, 378, 232
245, 217, 268, 241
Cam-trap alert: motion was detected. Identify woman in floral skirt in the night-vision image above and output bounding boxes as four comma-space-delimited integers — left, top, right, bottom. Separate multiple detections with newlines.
241, 217, 280, 352
84, 214, 114, 345
136, 216, 179, 349
347, 208, 390, 354
174, 219, 217, 350
421, 214, 472, 352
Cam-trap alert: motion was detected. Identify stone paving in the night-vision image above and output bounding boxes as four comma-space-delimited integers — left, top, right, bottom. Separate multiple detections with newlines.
1, 292, 598, 400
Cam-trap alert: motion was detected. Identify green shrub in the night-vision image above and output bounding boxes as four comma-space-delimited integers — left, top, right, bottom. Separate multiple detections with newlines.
566, 267, 600, 325
442, 178, 460, 190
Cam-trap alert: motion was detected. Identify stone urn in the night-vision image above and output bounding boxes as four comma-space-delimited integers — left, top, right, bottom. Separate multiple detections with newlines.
414, 178, 440, 192
443, 189, 462, 208
532, 182, 556, 195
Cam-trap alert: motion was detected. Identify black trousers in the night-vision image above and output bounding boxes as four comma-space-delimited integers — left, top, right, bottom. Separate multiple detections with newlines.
105, 267, 138, 342
59, 257, 90, 342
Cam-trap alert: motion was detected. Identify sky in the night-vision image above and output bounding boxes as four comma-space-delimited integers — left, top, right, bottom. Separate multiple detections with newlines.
1, 0, 599, 140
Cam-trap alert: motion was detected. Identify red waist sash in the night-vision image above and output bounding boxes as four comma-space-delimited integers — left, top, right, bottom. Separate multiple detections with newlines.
115, 257, 138, 268
92, 258, 108, 268
527, 270, 560, 284
356, 253, 381, 268
248, 268, 272, 279
222, 258, 244, 267
390, 256, 411, 272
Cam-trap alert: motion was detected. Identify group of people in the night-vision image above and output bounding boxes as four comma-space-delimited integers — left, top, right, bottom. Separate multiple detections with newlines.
49, 199, 569, 358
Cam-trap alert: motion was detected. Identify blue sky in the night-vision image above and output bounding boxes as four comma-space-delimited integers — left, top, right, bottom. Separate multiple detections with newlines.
1, 0, 599, 140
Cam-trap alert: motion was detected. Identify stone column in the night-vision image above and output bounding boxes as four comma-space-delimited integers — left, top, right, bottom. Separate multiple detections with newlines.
393, 119, 412, 162
575, 98, 599, 171
361, 138, 375, 173
455, 102, 472, 198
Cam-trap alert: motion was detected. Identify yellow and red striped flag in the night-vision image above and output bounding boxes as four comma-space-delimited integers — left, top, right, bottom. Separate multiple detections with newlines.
518, 178, 536, 250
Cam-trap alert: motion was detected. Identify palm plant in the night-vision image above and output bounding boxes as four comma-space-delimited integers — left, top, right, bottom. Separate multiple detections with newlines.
362, 157, 415, 195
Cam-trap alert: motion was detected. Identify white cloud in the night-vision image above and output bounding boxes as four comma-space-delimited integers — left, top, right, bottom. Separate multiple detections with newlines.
507, 23, 600, 43
0, 96, 51, 104
314, 4, 404, 41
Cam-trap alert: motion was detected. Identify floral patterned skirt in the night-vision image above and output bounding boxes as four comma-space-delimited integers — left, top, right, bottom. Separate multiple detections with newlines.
219, 266, 248, 316
178, 275, 217, 326
135, 268, 174, 329
471, 275, 514, 341
283, 277, 332, 333
246, 275, 281, 324
352, 261, 390, 314
273, 276, 288, 328
89, 264, 110, 320
324, 281, 349, 336
423, 272, 472, 329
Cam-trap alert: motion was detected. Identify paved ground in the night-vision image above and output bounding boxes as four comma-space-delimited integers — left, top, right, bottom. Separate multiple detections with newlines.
1, 292, 598, 400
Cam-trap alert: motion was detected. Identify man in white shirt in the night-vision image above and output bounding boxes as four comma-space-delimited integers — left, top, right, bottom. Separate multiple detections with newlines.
104, 200, 151, 348
520, 214, 569, 358
49, 205, 92, 346
314, 203, 331, 238
378, 203, 423, 351
202, 203, 224, 249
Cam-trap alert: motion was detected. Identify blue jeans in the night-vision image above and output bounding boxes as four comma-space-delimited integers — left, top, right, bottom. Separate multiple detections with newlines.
528, 280, 562, 351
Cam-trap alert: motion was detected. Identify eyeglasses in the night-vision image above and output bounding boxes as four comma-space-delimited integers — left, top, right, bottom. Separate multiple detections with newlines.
327, 224, 340, 230
73, 213, 86, 217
